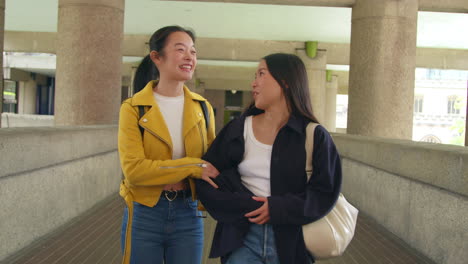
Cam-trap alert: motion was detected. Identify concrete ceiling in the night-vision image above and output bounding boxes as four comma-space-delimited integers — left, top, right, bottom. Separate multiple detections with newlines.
5, 0, 468, 49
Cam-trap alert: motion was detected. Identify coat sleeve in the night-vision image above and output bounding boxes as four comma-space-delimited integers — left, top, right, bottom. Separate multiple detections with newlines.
196, 169, 263, 223
118, 101, 205, 187
196, 120, 263, 223
268, 126, 342, 225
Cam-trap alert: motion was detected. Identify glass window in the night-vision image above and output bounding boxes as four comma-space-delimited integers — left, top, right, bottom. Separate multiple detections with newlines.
3, 80, 18, 113
414, 95, 423, 113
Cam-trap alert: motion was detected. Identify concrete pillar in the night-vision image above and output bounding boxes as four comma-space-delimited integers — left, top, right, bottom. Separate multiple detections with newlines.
465, 82, 468, 146
347, 0, 417, 139
297, 50, 327, 123
0, 0, 5, 128
325, 75, 338, 132
55, 0, 125, 126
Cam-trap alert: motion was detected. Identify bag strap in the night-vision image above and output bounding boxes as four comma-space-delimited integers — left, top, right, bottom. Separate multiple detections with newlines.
138, 105, 146, 137
137, 101, 210, 137
199, 101, 210, 130
305, 122, 319, 182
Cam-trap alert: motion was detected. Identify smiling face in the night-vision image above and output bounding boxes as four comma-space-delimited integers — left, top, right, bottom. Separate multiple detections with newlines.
151, 31, 197, 82
251, 59, 285, 110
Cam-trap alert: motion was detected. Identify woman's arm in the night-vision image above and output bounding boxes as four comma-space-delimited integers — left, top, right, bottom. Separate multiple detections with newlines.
118, 101, 205, 186
196, 169, 263, 223
267, 126, 342, 225
197, 119, 263, 223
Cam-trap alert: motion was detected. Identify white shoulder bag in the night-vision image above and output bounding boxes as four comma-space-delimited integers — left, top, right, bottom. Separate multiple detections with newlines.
302, 123, 359, 259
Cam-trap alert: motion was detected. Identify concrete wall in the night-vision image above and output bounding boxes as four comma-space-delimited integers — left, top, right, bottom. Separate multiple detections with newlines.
204, 89, 226, 134
333, 133, 468, 264
18, 80, 37, 114
0, 126, 120, 261
1, 113, 54, 127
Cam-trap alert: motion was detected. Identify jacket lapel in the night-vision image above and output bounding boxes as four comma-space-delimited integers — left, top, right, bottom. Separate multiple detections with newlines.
131, 81, 173, 148
182, 86, 204, 138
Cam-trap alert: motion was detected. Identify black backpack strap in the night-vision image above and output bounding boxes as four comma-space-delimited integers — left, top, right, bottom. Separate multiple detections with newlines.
138, 105, 146, 137
199, 101, 209, 130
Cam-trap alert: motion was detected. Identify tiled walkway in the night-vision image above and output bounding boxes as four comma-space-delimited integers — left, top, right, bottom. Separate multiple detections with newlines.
2, 195, 435, 264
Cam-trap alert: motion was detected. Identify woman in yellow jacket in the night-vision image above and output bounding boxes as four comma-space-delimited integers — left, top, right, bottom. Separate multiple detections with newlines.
118, 26, 219, 264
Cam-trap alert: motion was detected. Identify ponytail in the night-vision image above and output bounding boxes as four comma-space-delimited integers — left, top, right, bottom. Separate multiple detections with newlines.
133, 55, 159, 94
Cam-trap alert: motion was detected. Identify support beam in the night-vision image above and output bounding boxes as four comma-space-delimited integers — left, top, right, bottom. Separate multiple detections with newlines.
162, 0, 355, 7
418, 0, 468, 13
196, 65, 255, 81
162, 0, 467, 13
5, 31, 468, 71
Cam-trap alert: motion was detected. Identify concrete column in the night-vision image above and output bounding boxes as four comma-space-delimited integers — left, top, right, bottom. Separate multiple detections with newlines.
465, 83, 467, 146
55, 0, 125, 126
297, 50, 327, 123
0, 0, 5, 128
325, 75, 338, 132
347, 0, 417, 139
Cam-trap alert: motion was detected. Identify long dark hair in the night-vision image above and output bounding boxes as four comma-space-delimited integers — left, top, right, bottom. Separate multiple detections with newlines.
133, 26, 195, 94
254, 53, 319, 123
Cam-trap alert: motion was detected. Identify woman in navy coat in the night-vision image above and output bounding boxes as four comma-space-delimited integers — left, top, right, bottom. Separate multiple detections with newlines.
196, 53, 342, 264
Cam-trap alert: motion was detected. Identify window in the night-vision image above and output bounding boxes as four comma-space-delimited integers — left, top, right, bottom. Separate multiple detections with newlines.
3, 80, 18, 113
414, 95, 423, 113
447, 96, 461, 115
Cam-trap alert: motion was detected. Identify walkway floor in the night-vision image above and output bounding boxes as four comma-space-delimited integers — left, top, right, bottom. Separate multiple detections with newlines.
2, 195, 435, 264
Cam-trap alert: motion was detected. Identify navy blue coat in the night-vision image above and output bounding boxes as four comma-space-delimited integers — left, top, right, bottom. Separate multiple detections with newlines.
196, 108, 342, 264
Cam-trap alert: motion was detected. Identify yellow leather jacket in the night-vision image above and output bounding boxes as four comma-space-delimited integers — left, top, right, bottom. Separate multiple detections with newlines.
118, 80, 215, 207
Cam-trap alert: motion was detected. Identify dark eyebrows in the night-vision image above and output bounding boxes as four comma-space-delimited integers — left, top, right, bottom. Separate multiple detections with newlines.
174, 43, 196, 49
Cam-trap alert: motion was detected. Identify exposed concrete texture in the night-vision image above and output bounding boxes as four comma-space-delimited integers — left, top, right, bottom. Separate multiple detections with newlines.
196, 65, 255, 81
0, 126, 118, 179
347, 0, 417, 139
5, 31, 468, 71
325, 75, 338, 132
0, 152, 120, 261
0, 126, 120, 261
418, 0, 468, 13
202, 215, 220, 264
417, 48, 468, 70
165, 0, 467, 12
333, 132, 468, 198
297, 49, 327, 123
1, 113, 54, 127
163, 0, 355, 7
166, 0, 467, 13
341, 159, 468, 264
54, 0, 124, 125
0, 0, 4, 127
335, 70, 349, 94
204, 89, 226, 134
203, 79, 252, 92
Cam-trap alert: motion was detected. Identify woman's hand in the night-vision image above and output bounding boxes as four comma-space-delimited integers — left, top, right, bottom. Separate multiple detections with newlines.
201, 161, 220, 189
245, 197, 270, 224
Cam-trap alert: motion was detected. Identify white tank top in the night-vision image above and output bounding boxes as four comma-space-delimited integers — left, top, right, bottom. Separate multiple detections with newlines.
238, 116, 272, 197
153, 92, 185, 159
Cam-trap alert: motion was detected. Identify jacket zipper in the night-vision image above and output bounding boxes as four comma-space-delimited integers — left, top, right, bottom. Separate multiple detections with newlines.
140, 125, 171, 151
198, 122, 206, 154
160, 163, 206, 169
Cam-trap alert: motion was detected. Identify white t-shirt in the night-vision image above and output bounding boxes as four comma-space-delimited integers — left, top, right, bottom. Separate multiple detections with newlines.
153, 92, 185, 159
238, 116, 272, 197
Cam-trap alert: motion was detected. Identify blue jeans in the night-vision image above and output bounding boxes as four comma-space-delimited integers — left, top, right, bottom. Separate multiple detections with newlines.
121, 194, 204, 264
226, 224, 281, 264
